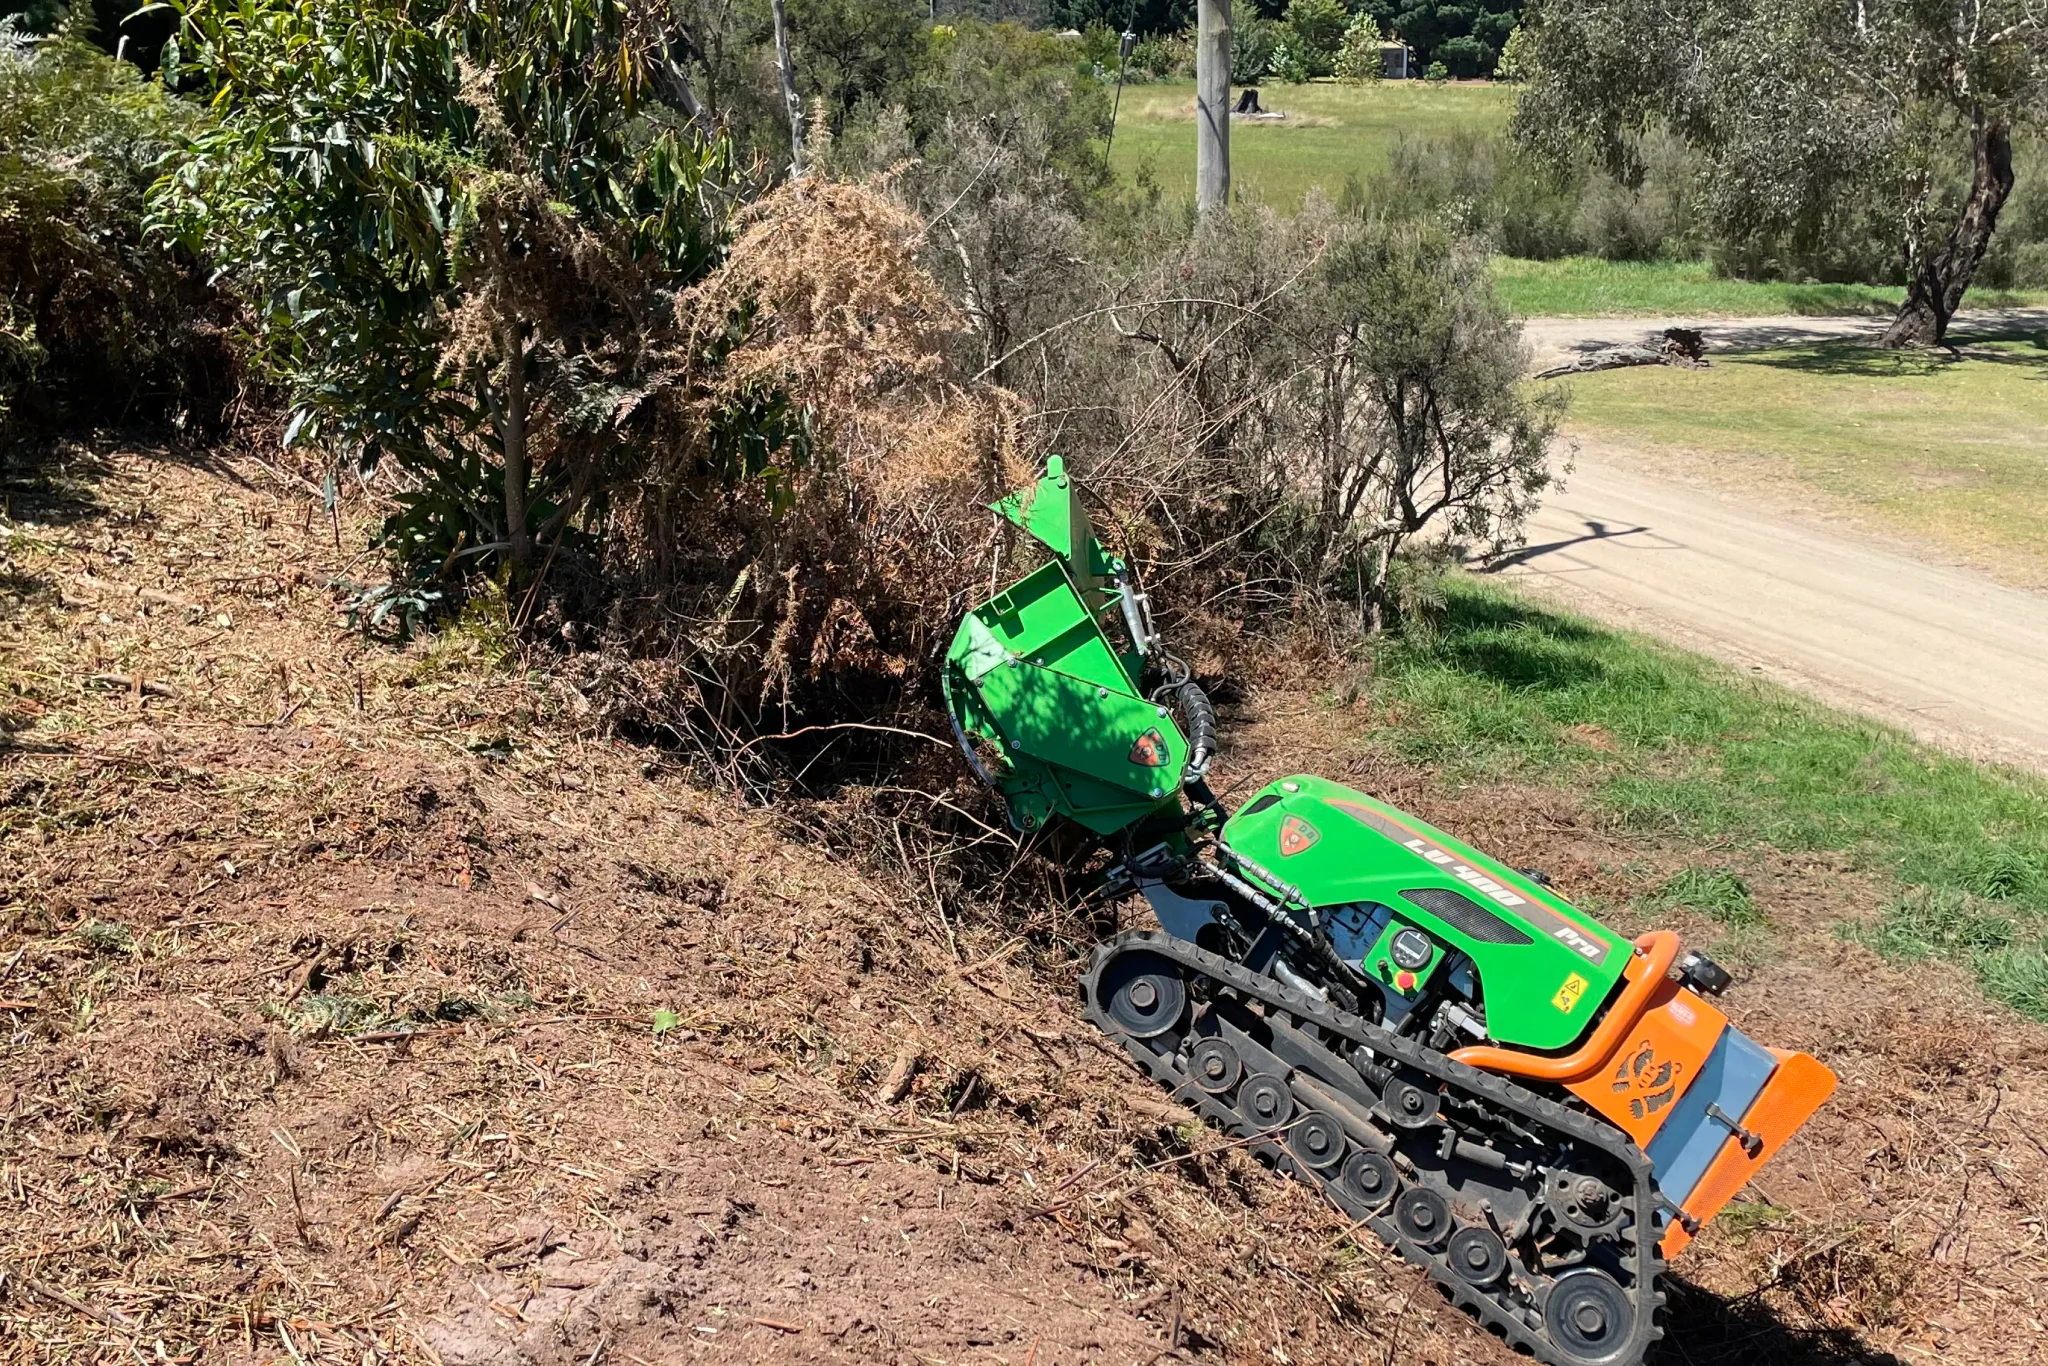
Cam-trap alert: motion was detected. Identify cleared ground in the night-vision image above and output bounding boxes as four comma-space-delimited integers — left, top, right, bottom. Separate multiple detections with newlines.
6, 445, 2048, 1366
1105, 78, 1511, 208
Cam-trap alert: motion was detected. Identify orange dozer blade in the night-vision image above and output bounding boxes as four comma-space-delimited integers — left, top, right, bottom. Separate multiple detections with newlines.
1657, 1049, 1837, 1258
1454, 934, 1837, 1259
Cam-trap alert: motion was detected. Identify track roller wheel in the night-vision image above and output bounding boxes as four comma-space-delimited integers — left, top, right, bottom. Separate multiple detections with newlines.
1338, 1149, 1397, 1211
1097, 952, 1187, 1039
1285, 1110, 1346, 1170
1189, 1037, 1241, 1093
1394, 1186, 1452, 1249
1239, 1074, 1293, 1130
1543, 1268, 1635, 1366
1383, 1077, 1440, 1128
1447, 1226, 1508, 1286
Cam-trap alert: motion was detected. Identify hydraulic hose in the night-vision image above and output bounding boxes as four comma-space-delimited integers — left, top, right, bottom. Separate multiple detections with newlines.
1179, 679, 1217, 779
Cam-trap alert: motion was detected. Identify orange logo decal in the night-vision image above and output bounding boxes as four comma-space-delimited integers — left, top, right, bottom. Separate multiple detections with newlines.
1611, 1040, 1683, 1121
1128, 728, 1168, 767
1278, 816, 1320, 857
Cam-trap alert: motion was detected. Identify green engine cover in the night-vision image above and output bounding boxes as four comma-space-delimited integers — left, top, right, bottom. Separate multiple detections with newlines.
945, 458, 1187, 835
1223, 774, 1630, 1051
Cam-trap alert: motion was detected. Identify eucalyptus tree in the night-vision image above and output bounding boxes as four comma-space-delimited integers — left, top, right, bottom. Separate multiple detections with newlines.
1515, 0, 2048, 346
151, 0, 734, 581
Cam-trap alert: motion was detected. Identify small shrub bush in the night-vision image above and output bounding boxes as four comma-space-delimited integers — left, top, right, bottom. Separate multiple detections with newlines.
0, 26, 231, 442
1270, 38, 1310, 85
1133, 29, 1194, 80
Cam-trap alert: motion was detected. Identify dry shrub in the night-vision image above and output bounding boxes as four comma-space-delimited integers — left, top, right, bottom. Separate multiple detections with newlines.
589, 179, 1030, 747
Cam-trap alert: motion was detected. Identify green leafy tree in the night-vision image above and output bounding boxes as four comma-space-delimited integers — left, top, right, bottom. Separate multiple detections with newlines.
1334, 13, 1384, 83
784, 0, 924, 133
1491, 21, 1528, 82
1, 22, 216, 438
1360, 1, 1518, 77
152, 0, 732, 579
1516, 0, 2048, 346
1283, 0, 1346, 77
1232, 10, 1278, 82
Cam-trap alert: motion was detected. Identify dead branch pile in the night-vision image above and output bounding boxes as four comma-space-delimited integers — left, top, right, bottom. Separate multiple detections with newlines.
583, 180, 1030, 748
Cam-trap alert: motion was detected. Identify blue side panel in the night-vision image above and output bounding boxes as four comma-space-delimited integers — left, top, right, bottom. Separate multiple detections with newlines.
1646, 1026, 1778, 1208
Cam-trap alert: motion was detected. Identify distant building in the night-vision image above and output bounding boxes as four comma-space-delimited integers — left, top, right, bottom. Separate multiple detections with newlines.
1381, 41, 1413, 79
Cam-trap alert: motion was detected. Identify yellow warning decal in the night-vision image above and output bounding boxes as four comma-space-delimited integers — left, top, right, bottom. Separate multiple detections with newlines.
1552, 973, 1589, 1012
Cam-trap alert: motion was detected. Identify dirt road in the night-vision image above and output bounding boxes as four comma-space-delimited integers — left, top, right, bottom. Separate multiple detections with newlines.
1521, 307, 2048, 373
1490, 441, 2048, 771
1501, 310, 2048, 773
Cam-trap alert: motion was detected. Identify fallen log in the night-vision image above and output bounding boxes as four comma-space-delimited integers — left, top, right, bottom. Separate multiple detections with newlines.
1536, 327, 1710, 379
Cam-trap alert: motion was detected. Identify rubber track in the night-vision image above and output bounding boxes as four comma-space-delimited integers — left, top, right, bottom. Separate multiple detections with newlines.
1080, 930, 1668, 1366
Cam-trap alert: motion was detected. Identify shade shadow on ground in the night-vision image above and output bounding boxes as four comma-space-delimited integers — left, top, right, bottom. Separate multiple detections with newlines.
1742, 332, 2048, 377
1655, 1275, 1910, 1366
1480, 519, 1655, 573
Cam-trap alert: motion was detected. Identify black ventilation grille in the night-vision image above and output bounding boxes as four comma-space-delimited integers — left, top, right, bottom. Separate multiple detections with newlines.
1400, 888, 1535, 945
1242, 793, 1282, 816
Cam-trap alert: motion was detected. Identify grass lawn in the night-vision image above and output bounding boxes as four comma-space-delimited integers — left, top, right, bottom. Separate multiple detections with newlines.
1371, 575, 2048, 1017
1493, 257, 2048, 317
1106, 78, 1512, 209
1561, 334, 2048, 585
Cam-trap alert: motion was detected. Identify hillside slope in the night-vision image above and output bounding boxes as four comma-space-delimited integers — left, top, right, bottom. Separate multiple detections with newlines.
4, 446, 2046, 1365
0, 447, 1489, 1364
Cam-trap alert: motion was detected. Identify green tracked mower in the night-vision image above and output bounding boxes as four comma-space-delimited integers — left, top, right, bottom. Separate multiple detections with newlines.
944, 458, 1838, 1366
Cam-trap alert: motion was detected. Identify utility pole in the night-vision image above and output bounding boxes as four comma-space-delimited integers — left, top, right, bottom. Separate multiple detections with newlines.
1195, 0, 1230, 211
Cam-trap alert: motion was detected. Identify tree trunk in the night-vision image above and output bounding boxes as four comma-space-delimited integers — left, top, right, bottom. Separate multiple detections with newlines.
498, 324, 533, 575
770, 0, 805, 178
1879, 110, 2014, 349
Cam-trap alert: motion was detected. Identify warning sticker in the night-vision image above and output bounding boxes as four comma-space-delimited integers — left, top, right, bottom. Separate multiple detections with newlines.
1552, 972, 1589, 1012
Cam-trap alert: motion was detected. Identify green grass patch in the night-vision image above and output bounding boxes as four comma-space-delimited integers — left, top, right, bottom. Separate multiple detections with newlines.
1498, 258, 1878, 318
1707, 1197, 1795, 1240
1644, 866, 1760, 927
1371, 576, 2048, 1016
1565, 336, 2048, 584
1494, 256, 2048, 317
1108, 79, 1512, 210
1848, 888, 2048, 1019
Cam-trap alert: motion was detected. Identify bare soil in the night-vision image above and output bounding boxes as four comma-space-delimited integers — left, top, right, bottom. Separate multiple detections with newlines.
4, 447, 2045, 1365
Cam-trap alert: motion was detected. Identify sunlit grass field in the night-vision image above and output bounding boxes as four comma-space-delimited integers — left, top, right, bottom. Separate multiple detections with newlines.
1490, 257, 2048, 317
1106, 78, 1512, 209
1105, 81, 2046, 317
